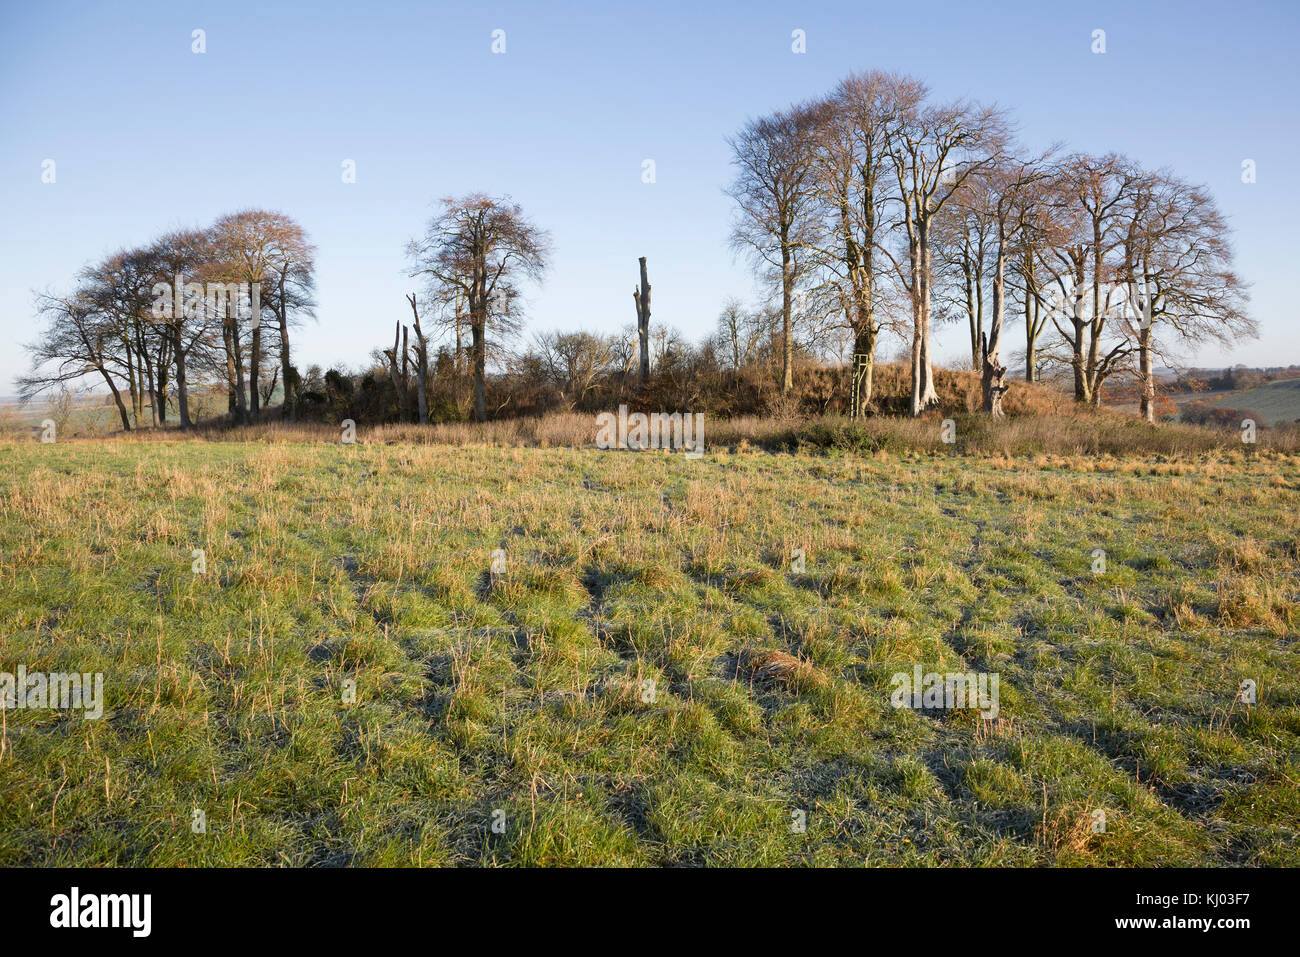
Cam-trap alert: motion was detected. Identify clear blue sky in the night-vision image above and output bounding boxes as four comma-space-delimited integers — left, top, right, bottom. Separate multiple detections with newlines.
2, 0, 1297, 394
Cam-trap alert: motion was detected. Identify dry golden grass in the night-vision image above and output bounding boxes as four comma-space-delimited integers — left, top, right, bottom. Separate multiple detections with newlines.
736, 648, 828, 691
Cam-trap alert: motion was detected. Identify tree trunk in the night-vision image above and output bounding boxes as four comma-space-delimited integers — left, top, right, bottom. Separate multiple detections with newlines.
471, 263, 488, 422
1085, 229, 1104, 406
851, 326, 876, 417
908, 235, 923, 417
848, 162, 878, 417
1071, 337, 1089, 401
416, 347, 429, 424
278, 269, 295, 422
385, 321, 411, 422
471, 318, 487, 423
1071, 324, 1088, 402
174, 326, 192, 428
227, 320, 249, 425
455, 298, 465, 376
1024, 251, 1038, 383
156, 365, 168, 425
981, 239, 1008, 416
408, 294, 429, 425
1070, 255, 1090, 403
249, 314, 261, 418
124, 344, 139, 425
402, 324, 409, 419
634, 256, 651, 384
911, 218, 939, 415
963, 254, 980, 371
780, 237, 794, 394
100, 367, 131, 431
140, 344, 158, 427
234, 352, 249, 424
1138, 326, 1155, 423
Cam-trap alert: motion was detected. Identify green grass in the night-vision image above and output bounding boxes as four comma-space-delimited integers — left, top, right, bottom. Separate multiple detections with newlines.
0, 438, 1297, 866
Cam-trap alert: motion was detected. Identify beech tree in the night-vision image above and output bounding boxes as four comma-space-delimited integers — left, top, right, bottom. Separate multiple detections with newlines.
933, 180, 995, 373
148, 228, 218, 428
210, 210, 315, 423
266, 229, 317, 422
1121, 170, 1253, 422
727, 103, 821, 394
806, 71, 923, 414
81, 247, 166, 426
887, 97, 1009, 415
1038, 154, 1143, 405
964, 151, 1056, 415
1010, 228, 1051, 383
408, 194, 551, 422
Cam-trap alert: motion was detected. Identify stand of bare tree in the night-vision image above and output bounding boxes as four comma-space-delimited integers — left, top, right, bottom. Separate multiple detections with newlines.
727, 71, 1252, 418
24, 73, 1253, 432
22, 210, 316, 429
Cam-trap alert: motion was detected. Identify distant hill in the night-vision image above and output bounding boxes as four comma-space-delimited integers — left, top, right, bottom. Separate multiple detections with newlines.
1206, 377, 1300, 427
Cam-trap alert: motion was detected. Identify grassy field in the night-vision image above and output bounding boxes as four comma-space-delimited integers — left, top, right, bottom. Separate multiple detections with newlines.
0, 390, 231, 439
1, 435, 1297, 866
1207, 377, 1300, 427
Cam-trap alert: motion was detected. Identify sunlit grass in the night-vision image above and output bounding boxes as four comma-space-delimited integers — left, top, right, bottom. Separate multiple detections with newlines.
0, 437, 1296, 865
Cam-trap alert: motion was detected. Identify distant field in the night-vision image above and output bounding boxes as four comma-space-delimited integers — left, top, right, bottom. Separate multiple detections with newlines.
0, 397, 122, 436
1, 439, 1297, 865
0, 392, 230, 438
1206, 378, 1300, 427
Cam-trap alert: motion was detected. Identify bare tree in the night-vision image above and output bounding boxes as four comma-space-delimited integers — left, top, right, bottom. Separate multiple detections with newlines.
804, 71, 923, 414
149, 228, 221, 428
963, 150, 1057, 415
408, 194, 551, 422
24, 234, 226, 432
21, 290, 134, 430
208, 210, 314, 423
933, 179, 995, 372
1037, 154, 1142, 405
1121, 170, 1254, 422
727, 103, 821, 394
713, 297, 767, 372
887, 97, 1009, 415
265, 227, 317, 422
532, 330, 614, 409
1010, 231, 1050, 383
78, 247, 167, 426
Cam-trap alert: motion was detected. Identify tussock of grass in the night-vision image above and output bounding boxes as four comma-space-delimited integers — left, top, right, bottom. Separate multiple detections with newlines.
735, 648, 828, 692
